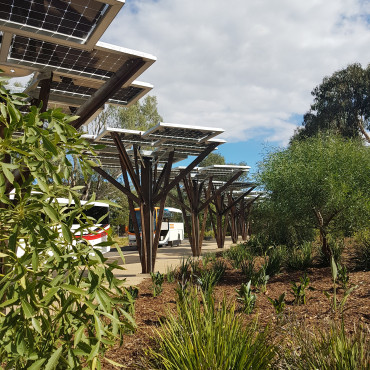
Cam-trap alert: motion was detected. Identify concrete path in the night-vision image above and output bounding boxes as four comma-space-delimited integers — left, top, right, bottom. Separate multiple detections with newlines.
105, 237, 236, 286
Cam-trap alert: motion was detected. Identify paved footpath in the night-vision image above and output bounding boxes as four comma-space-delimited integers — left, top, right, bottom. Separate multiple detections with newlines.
105, 237, 236, 286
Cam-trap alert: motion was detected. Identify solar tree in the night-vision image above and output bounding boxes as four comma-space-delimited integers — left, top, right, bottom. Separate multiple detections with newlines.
167, 166, 255, 255
0, 0, 156, 123
83, 123, 226, 273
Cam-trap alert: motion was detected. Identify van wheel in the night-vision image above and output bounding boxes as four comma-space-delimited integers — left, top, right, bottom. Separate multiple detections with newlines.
168, 241, 173, 247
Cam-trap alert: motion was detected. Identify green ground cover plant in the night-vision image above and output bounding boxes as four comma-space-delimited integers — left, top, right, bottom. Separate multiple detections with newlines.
236, 281, 256, 314
284, 321, 370, 369
146, 287, 276, 369
151, 272, 164, 297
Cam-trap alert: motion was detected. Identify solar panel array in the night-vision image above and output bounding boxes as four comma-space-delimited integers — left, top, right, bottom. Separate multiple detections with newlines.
26, 73, 152, 109
0, 0, 156, 115
82, 124, 226, 168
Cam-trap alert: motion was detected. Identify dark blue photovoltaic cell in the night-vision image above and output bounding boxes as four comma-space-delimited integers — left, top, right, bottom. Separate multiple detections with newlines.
0, 0, 108, 40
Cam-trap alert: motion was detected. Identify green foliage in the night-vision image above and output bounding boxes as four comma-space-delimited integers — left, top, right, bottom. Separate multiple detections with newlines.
225, 243, 252, 268
325, 257, 357, 313
291, 273, 310, 305
252, 265, 269, 293
284, 322, 370, 369
116, 95, 163, 131
264, 245, 286, 277
337, 263, 350, 290
122, 286, 139, 317
189, 257, 202, 275
257, 134, 370, 256
240, 258, 256, 282
236, 281, 256, 314
0, 80, 133, 368
176, 257, 191, 280
202, 251, 216, 267
165, 266, 175, 283
354, 229, 370, 270
199, 152, 226, 167
196, 267, 224, 303
211, 259, 227, 276
286, 242, 314, 271
151, 272, 165, 297
293, 63, 370, 142
268, 292, 286, 315
248, 201, 315, 248
146, 288, 276, 369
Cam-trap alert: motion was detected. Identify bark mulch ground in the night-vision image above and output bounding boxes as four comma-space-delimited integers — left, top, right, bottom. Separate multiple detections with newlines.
103, 246, 370, 369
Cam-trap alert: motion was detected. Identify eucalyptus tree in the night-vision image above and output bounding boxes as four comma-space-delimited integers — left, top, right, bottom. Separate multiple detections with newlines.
293, 63, 370, 143
257, 134, 370, 259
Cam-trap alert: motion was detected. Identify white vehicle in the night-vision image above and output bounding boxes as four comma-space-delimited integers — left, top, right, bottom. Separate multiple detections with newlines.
128, 207, 184, 247
13, 197, 111, 257
68, 199, 111, 253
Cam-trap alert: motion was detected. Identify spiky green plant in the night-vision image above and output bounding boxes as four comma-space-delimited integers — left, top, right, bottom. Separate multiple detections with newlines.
196, 268, 223, 303
284, 321, 370, 369
236, 281, 256, 314
146, 288, 276, 369
291, 273, 310, 305
151, 271, 164, 297
268, 292, 286, 315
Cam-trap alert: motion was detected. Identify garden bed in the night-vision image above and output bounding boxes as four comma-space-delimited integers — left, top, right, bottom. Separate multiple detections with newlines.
103, 244, 370, 369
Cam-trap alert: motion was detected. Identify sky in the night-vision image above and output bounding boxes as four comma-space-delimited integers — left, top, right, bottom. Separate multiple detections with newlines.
100, 0, 370, 172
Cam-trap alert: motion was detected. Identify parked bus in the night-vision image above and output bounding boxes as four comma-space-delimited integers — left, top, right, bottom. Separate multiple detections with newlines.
14, 197, 111, 257
70, 199, 111, 253
128, 207, 184, 247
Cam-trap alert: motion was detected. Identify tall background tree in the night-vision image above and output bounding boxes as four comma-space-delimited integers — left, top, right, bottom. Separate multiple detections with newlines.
293, 63, 370, 143
257, 134, 370, 259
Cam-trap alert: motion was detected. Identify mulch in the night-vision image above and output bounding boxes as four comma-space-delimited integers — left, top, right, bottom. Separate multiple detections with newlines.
103, 248, 370, 369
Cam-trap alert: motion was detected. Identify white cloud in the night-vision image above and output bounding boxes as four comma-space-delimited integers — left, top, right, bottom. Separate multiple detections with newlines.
102, 0, 370, 145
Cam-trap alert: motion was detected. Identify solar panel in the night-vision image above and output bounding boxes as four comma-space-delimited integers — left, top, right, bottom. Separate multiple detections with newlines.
142, 122, 225, 144
81, 123, 226, 170
3, 36, 154, 82
26, 73, 153, 108
197, 165, 250, 179
0, 0, 124, 47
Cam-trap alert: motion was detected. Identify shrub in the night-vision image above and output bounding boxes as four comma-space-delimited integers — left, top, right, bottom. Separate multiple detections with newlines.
166, 266, 175, 283
0, 80, 132, 368
264, 245, 287, 277
225, 244, 252, 268
146, 289, 276, 369
354, 229, 370, 270
240, 257, 256, 281
286, 242, 313, 271
268, 292, 286, 315
252, 266, 269, 293
176, 257, 191, 280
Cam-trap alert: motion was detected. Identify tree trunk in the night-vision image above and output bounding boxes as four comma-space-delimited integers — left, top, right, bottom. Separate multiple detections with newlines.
358, 118, 370, 144
313, 208, 331, 261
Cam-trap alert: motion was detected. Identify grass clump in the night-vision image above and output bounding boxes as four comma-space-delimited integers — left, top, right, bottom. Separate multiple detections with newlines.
264, 245, 286, 277
146, 288, 276, 369
225, 243, 252, 268
286, 241, 313, 271
284, 322, 370, 369
151, 271, 164, 297
354, 229, 370, 271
